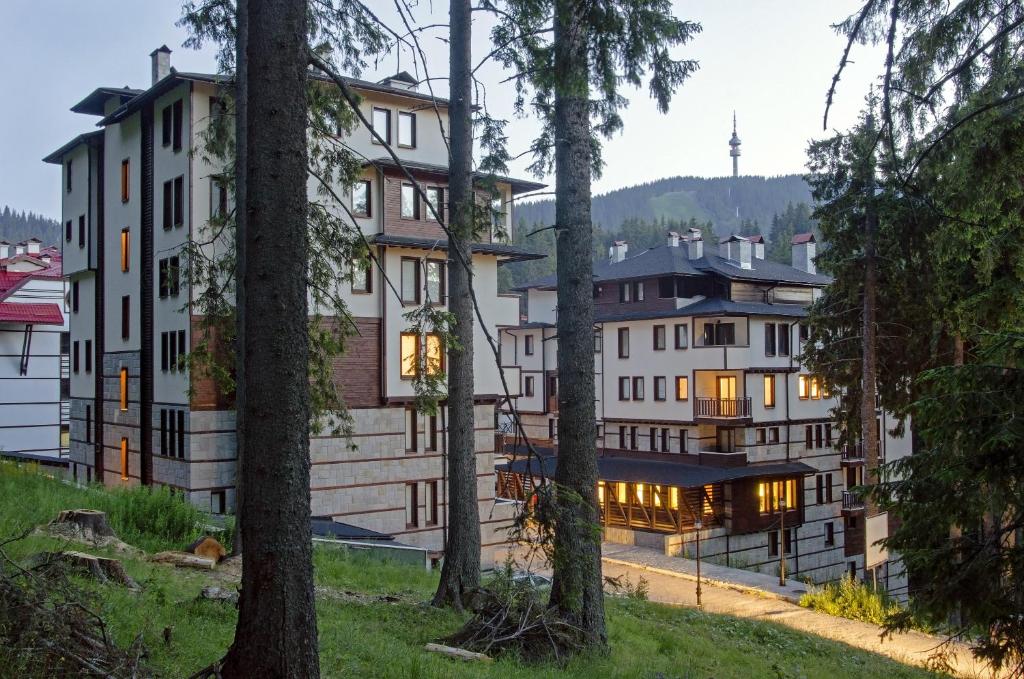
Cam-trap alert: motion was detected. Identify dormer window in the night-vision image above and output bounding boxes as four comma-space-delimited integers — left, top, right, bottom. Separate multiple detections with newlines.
372, 107, 391, 145
398, 111, 416, 148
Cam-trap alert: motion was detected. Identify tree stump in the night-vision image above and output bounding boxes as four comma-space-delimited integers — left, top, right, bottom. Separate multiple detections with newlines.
26, 550, 140, 590
50, 509, 115, 541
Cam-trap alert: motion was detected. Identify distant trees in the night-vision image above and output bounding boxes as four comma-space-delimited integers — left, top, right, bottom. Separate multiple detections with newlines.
767, 202, 814, 264
0, 206, 61, 245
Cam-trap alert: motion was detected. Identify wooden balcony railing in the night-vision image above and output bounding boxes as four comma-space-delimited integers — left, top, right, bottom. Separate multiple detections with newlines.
841, 443, 864, 462
842, 489, 865, 511
695, 397, 752, 419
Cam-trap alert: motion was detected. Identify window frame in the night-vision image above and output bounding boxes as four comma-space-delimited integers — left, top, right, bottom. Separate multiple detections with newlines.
120, 158, 130, 203
78, 215, 86, 248
172, 99, 183, 152
654, 376, 667, 401
765, 322, 777, 356
524, 375, 535, 397
398, 111, 417, 148
351, 261, 372, 294
119, 367, 128, 411
764, 374, 776, 408
425, 259, 446, 304
674, 323, 688, 349
675, 376, 689, 401
618, 376, 630, 401
120, 228, 130, 272
653, 325, 666, 351
632, 376, 645, 401
400, 182, 420, 219
352, 180, 371, 218
400, 332, 420, 379
120, 295, 130, 340
400, 257, 421, 305
524, 334, 534, 356
617, 327, 630, 358
372, 107, 392, 145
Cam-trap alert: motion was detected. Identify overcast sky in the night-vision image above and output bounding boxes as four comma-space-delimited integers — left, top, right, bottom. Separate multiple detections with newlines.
1, 1, 883, 219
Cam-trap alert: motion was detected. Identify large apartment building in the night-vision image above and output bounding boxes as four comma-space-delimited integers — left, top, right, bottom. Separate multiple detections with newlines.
499, 229, 910, 596
0, 241, 69, 463
44, 47, 542, 557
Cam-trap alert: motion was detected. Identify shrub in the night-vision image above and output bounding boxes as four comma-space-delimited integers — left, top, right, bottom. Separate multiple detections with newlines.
104, 484, 208, 551
799, 575, 901, 626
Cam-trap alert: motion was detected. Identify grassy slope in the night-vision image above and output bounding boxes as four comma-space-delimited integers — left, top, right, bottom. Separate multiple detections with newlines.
0, 463, 941, 679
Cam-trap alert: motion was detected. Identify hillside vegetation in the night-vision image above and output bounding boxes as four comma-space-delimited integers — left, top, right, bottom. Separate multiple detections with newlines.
0, 206, 61, 246
0, 462, 941, 678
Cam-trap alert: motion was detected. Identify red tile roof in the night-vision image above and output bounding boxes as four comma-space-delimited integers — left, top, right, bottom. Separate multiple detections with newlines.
792, 233, 815, 245
0, 302, 64, 325
747, 235, 764, 244
0, 270, 31, 301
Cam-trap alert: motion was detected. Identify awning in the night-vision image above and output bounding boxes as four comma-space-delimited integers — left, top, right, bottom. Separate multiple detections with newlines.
498, 454, 815, 488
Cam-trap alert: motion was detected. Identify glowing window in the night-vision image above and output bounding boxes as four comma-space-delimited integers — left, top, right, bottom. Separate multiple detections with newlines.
120, 437, 129, 480
670, 487, 679, 510
758, 482, 769, 513
120, 228, 130, 272
798, 375, 810, 399
810, 377, 821, 399
675, 376, 689, 401
119, 367, 128, 411
764, 374, 776, 408
597, 481, 605, 504
400, 333, 419, 378
425, 333, 444, 375
616, 482, 627, 504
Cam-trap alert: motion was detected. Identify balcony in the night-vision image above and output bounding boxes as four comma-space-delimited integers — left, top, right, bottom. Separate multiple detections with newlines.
695, 397, 751, 420
841, 489, 865, 513
547, 395, 559, 413
840, 443, 864, 465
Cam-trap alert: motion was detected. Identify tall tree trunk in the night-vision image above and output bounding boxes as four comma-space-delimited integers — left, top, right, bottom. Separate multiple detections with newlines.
861, 133, 880, 511
220, 0, 319, 676
548, 0, 607, 647
231, 0, 247, 560
433, 0, 481, 609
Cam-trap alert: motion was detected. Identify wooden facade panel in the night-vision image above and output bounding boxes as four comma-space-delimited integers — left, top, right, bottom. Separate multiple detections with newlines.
727, 476, 804, 535
845, 513, 865, 557
593, 278, 675, 315
189, 316, 234, 411
329, 316, 382, 408
381, 169, 501, 242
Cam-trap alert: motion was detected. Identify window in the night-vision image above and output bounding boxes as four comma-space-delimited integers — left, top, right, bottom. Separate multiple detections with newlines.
594, 332, 603, 353
674, 323, 688, 349
649, 427, 658, 451
765, 322, 776, 356
703, 322, 736, 346
675, 376, 689, 401
617, 328, 629, 358
66, 220, 72, 242
398, 111, 417, 147
816, 475, 824, 504
769, 531, 779, 556
618, 426, 627, 449
66, 158, 72, 193
425, 260, 445, 303
778, 324, 790, 356
352, 180, 371, 217
163, 180, 173, 229
825, 423, 833, 446
84, 340, 92, 373
756, 428, 766, 445
121, 296, 130, 340
212, 491, 226, 515
78, 215, 86, 248
800, 324, 810, 342
351, 261, 372, 293
758, 479, 798, 513
661, 428, 670, 452
424, 186, 442, 221
120, 437, 129, 480
783, 528, 794, 554
618, 377, 630, 401
809, 376, 821, 399
160, 409, 168, 455
815, 424, 824, 449
764, 374, 776, 408
120, 159, 130, 202
172, 99, 183, 152
426, 481, 438, 526
798, 375, 810, 399
425, 334, 444, 375
405, 408, 418, 452
653, 325, 666, 350
401, 258, 421, 304
805, 425, 813, 449
159, 258, 171, 298
426, 415, 438, 451
177, 410, 186, 456
405, 482, 418, 527
825, 522, 835, 546
634, 281, 645, 301
769, 427, 780, 443
825, 473, 833, 503
619, 282, 631, 303
400, 183, 419, 219
119, 367, 128, 411
547, 418, 556, 439
632, 377, 645, 401
72, 281, 80, 313
173, 176, 184, 226
400, 333, 419, 378
73, 341, 80, 373
162, 104, 173, 146
524, 334, 535, 356
161, 330, 186, 372
630, 426, 638, 450
211, 177, 229, 219
85, 405, 92, 443
120, 228, 130, 272
524, 375, 535, 397
372, 107, 391, 144
658, 277, 675, 298
654, 376, 667, 401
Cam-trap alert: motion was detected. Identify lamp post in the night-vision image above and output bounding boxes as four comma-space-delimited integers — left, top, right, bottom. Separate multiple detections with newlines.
694, 518, 703, 610
778, 498, 787, 586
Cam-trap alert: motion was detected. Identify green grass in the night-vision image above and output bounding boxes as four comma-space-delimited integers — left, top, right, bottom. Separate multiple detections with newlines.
800, 576, 931, 633
0, 462, 944, 678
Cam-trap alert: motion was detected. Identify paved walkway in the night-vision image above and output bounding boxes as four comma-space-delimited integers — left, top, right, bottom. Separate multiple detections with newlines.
599, 544, 998, 679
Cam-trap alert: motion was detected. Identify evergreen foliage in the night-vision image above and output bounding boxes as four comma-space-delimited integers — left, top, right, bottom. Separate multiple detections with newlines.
0, 206, 60, 246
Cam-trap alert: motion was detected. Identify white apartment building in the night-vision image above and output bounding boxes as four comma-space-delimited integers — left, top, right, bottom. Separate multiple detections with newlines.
499, 230, 910, 596
0, 240, 70, 463
44, 47, 542, 559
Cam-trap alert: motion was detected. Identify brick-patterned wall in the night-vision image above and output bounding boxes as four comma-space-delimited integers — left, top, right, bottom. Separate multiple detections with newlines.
381, 169, 498, 243
189, 316, 234, 411
594, 278, 675, 316
329, 316, 382, 408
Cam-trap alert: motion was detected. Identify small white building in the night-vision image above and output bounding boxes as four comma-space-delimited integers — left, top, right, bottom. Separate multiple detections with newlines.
0, 242, 70, 464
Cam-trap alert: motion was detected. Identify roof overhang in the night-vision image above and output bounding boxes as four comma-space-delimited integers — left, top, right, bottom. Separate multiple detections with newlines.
367, 157, 546, 196
370, 233, 545, 263
42, 130, 104, 165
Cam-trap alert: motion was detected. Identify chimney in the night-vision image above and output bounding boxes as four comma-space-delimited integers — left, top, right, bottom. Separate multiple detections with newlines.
0, 241, 9, 260
748, 235, 765, 260
608, 240, 628, 263
14, 242, 26, 256
791, 233, 816, 274
719, 235, 752, 270
26, 238, 41, 256
666, 231, 680, 247
150, 45, 172, 85
379, 71, 418, 92
686, 228, 703, 260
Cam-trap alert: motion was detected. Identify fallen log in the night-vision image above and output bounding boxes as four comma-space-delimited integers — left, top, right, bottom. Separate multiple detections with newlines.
26, 550, 140, 590
151, 551, 217, 570
424, 643, 493, 663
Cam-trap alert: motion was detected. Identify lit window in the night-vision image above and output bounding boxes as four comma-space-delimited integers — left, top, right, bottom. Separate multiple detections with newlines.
616, 482, 627, 504
120, 228, 130, 272
120, 437, 129, 480
425, 333, 444, 375
764, 374, 776, 408
758, 482, 769, 513
400, 333, 419, 378
635, 483, 645, 503
597, 481, 605, 504
798, 375, 810, 399
398, 111, 416, 147
670, 487, 679, 510
675, 376, 688, 401
810, 377, 821, 399
119, 367, 128, 411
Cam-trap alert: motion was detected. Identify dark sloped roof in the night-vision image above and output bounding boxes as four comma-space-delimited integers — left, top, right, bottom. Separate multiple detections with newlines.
370, 233, 544, 262
42, 130, 104, 164
311, 516, 393, 541
516, 243, 830, 290
71, 86, 144, 116
498, 454, 815, 487
595, 298, 808, 324
368, 157, 546, 196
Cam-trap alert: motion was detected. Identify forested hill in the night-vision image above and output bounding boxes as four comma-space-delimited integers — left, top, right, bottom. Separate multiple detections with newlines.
0, 206, 61, 246
515, 174, 811, 237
